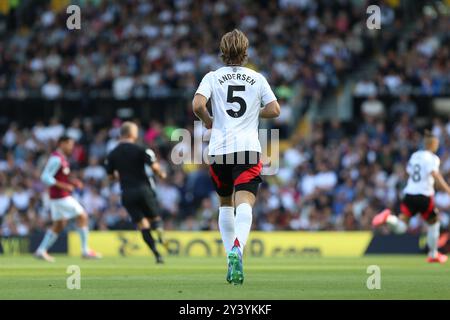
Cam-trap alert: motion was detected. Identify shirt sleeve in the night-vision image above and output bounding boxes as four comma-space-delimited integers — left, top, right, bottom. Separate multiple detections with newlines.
260, 75, 277, 106
40, 156, 62, 186
143, 148, 157, 166
195, 72, 212, 100
430, 156, 440, 173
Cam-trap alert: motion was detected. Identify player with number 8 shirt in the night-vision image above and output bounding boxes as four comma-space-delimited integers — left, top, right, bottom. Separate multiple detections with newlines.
372, 131, 450, 263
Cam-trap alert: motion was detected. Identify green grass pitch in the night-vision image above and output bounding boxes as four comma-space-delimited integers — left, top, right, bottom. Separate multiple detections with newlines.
0, 255, 449, 299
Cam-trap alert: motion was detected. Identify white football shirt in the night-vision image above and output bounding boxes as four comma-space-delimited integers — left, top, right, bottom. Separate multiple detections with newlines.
403, 150, 440, 196
195, 66, 277, 156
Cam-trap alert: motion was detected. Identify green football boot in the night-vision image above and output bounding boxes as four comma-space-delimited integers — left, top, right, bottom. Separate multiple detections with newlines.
227, 246, 244, 285
226, 259, 232, 284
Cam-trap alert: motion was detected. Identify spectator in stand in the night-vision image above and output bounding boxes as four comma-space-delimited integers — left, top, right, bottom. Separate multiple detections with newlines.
390, 94, 418, 120
361, 95, 385, 119
1, 0, 378, 112
354, 77, 378, 97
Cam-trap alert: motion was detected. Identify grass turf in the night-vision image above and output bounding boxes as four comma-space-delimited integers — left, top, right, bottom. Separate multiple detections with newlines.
0, 255, 449, 299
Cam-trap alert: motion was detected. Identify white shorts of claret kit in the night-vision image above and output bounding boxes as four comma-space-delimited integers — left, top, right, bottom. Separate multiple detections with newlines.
49, 196, 85, 221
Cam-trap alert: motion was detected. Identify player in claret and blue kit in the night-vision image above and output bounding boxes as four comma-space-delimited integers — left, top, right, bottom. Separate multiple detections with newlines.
373, 131, 449, 263
192, 29, 281, 285
35, 136, 101, 262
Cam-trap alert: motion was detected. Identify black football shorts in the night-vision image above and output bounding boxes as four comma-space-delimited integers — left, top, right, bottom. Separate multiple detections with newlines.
208, 151, 263, 197
121, 185, 159, 223
400, 194, 438, 222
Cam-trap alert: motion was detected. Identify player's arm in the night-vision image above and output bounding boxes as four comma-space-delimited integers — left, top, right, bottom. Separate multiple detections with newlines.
144, 148, 167, 180
68, 175, 84, 189
104, 155, 118, 181
192, 93, 213, 129
40, 156, 74, 192
151, 162, 167, 180
70, 178, 84, 189
260, 100, 280, 118
431, 170, 450, 194
259, 75, 280, 118
193, 72, 213, 129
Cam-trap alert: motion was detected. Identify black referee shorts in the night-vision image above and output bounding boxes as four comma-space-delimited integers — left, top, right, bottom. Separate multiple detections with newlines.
121, 185, 160, 223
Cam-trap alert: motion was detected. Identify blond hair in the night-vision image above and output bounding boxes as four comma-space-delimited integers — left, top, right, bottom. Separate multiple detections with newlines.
220, 29, 249, 66
120, 121, 138, 138
424, 130, 438, 149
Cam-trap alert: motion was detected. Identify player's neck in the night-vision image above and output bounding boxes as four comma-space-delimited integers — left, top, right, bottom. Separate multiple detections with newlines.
55, 148, 67, 158
120, 138, 135, 144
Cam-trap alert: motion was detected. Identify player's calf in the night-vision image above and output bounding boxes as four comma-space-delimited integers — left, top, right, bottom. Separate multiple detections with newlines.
138, 219, 163, 263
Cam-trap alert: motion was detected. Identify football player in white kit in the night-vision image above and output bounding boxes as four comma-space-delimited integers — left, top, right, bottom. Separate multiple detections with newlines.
192, 29, 280, 284
372, 131, 449, 263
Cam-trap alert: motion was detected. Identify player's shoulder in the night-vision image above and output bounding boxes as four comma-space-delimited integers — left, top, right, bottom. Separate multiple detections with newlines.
109, 142, 139, 156
48, 151, 63, 163
134, 143, 154, 156
423, 149, 439, 161
130, 143, 148, 156
108, 143, 122, 155
411, 149, 427, 158
202, 69, 218, 79
413, 150, 439, 163
208, 66, 264, 77
48, 152, 62, 163
408, 150, 423, 164
410, 150, 421, 157
51, 150, 62, 158
432, 152, 440, 163
241, 66, 264, 77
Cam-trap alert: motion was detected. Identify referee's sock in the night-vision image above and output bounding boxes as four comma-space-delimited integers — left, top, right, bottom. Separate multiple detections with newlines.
151, 219, 164, 243
141, 228, 160, 258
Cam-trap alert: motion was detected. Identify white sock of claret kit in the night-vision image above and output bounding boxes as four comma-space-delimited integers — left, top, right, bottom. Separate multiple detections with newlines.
234, 203, 253, 251
77, 226, 90, 255
386, 215, 408, 234
427, 221, 440, 258
37, 230, 58, 253
218, 206, 235, 253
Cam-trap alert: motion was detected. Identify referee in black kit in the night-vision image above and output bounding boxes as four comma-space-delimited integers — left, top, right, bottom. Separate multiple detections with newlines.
105, 121, 167, 264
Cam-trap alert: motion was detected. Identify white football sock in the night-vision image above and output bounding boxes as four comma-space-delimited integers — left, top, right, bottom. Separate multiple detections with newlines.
427, 221, 440, 258
37, 230, 58, 253
386, 215, 407, 234
234, 203, 253, 251
218, 206, 235, 254
77, 226, 89, 255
